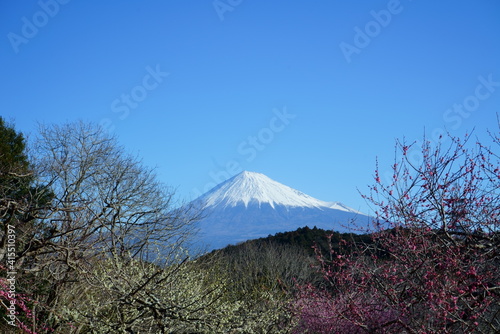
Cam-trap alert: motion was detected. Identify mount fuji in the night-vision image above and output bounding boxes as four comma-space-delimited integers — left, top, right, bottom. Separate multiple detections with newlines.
192, 171, 372, 250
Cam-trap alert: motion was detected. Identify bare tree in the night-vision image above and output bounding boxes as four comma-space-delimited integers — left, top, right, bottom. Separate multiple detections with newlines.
8, 121, 202, 332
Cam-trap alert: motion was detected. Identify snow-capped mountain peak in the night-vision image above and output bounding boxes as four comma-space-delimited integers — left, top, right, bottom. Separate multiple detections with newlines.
191, 171, 371, 250
198, 171, 356, 211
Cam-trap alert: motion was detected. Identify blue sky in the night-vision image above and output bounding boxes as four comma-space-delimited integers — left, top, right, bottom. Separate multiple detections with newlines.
1, 0, 499, 214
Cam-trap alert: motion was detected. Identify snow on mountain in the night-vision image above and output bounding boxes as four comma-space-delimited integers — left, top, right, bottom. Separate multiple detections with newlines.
192, 171, 371, 250
325, 201, 365, 215
198, 171, 358, 212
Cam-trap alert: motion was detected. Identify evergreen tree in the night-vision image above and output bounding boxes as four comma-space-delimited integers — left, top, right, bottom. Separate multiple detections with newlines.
0, 117, 52, 262
0, 117, 31, 216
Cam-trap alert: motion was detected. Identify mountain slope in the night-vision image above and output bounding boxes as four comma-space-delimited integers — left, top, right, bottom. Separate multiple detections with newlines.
193, 171, 371, 250
201, 171, 335, 209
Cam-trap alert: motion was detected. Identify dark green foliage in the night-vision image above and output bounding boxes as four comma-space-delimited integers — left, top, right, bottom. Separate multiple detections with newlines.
261, 225, 372, 256
0, 117, 52, 239
0, 117, 29, 170
0, 117, 52, 221
0, 117, 35, 239
0, 117, 31, 205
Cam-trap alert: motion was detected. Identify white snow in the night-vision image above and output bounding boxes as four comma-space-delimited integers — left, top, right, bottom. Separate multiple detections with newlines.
198, 171, 360, 212
326, 201, 365, 215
